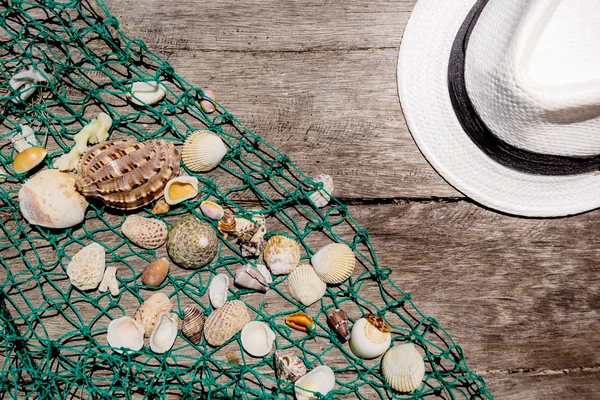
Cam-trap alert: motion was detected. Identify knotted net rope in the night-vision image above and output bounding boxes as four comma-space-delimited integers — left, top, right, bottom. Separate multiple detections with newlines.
0, 1, 492, 398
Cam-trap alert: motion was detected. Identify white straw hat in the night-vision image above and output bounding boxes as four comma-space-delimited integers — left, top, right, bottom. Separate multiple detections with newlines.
398, 0, 600, 217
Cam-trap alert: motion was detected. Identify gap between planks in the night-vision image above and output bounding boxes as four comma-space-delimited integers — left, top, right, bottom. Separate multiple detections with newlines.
477, 365, 600, 377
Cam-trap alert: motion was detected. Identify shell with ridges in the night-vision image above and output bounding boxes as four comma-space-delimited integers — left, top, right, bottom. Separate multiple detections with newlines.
311, 242, 355, 284
328, 308, 351, 341
274, 350, 307, 382
74, 139, 180, 210
66, 243, 106, 291
241, 321, 275, 357
204, 300, 250, 346
164, 176, 199, 205
182, 306, 206, 344
121, 215, 168, 249
107, 316, 144, 353
349, 315, 391, 359
263, 235, 301, 275
149, 312, 179, 354
166, 216, 219, 269
182, 130, 227, 172
286, 264, 326, 306
134, 292, 173, 336
208, 274, 229, 308
382, 343, 425, 393
294, 366, 336, 400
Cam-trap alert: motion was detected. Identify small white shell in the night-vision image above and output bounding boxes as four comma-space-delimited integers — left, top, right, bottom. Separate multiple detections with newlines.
121, 215, 168, 249
381, 343, 425, 393
107, 316, 144, 353
163, 176, 199, 205
201, 89, 216, 113
149, 312, 179, 354
286, 264, 326, 307
349, 316, 391, 359
263, 235, 302, 275
240, 321, 276, 357
200, 200, 224, 220
11, 125, 37, 152
294, 366, 336, 400
208, 274, 229, 309
9, 68, 47, 103
127, 81, 166, 106
308, 174, 334, 208
311, 243, 355, 284
182, 130, 227, 172
256, 263, 272, 284
66, 243, 106, 291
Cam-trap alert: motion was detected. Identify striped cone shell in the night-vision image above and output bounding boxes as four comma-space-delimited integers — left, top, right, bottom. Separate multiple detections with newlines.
181, 306, 206, 344
74, 139, 180, 210
203, 300, 250, 347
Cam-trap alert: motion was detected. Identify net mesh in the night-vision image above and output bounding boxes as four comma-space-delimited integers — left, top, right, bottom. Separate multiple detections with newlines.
0, 0, 492, 398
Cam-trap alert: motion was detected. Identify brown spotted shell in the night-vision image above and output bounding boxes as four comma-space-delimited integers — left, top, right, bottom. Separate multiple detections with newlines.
74, 139, 180, 210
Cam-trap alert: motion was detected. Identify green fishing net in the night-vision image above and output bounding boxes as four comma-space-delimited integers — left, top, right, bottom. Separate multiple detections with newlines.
0, 0, 492, 398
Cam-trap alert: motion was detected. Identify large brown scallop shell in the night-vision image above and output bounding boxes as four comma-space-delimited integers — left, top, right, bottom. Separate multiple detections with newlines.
74, 139, 180, 210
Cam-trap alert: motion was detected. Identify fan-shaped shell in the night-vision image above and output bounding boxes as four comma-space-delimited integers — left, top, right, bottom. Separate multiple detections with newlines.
182, 130, 227, 172
294, 366, 336, 400
241, 321, 275, 357
263, 235, 301, 275
181, 306, 206, 344
311, 243, 355, 284
74, 139, 180, 210
107, 316, 144, 353
149, 312, 179, 354
286, 264, 326, 306
121, 215, 168, 249
66, 243, 106, 291
134, 292, 173, 336
381, 343, 425, 393
204, 300, 250, 346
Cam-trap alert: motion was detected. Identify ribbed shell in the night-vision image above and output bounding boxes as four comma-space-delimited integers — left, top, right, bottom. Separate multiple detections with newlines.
121, 215, 168, 249
263, 235, 302, 275
204, 300, 250, 347
311, 243, 355, 284
75, 139, 180, 210
182, 130, 227, 172
286, 264, 326, 306
181, 306, 206, 344
381, 343, 425, 393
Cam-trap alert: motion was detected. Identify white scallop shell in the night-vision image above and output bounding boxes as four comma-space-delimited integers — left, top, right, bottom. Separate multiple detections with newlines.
308, 174, 333, 208
107, 316, 144, 353
163, 176, 199, 205
127, 81, 166, 106
382, 343, 425, 393
182, 130, 227, 172
310, 243, 355, 284
149, 312, 179, 354
208, 273, 229, 309
66, 243, 105, 291
240, 321, 276, 357
349, 317, 391, 359
286, 264, 326, 307
263, 235, 302, 275
294, 366, 336, 400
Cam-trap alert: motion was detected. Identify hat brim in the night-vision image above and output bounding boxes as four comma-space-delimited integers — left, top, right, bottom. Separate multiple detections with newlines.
398, 0, 600, 217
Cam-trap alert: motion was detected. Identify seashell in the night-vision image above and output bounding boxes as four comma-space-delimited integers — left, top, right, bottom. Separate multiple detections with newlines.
240, 224, 266, 257
121, 215, 168, 249
134, 292, 173, 336
286, 264, 326, 307
263, 235, 302, 275
328, 309, 351, 341
141, 258, 169, 286
164, 176, 199, 205
234, 217, 256, 242
200, 200, 224, 220
274, 350, 307, 383
127, 81, 166, 106
182, 130, 227, 172
204, 300, 250, 347
99, 266, 119, 296
166, 216, 219, 269
234, 264, 269, 293
240, 321, 275, 357
208, 273, 229, 308
308, 174, 334, 208
217, 210, 236, 237
11, 125, 37, 153
107, 316, 144, 353
256, 263, 272, 284
66, 243, 106, 291
201, 89, 216, 113
349, 315, 392, 359
181, 306, 206, 344
381, 343, 425, 393
285, 312, 315, 333
9, 68, 47, 103
149, 312, 179, 354
152, 199, 170, 215
294, 366, 336, 400
74, 139, 180, 210
19, 170, 89, 228
13, 146, 46, 174
311, 243, 355, 284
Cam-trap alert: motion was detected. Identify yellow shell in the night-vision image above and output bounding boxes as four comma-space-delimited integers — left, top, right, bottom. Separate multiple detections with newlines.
163, 176, 199, 205
381, 343, 425, 393
13, 146, 46, 174
310, 243, 355, 284
203, 300, 250, 346
182, 130, 227, 172
74, 139, 180, 210
263, 235, 302, 275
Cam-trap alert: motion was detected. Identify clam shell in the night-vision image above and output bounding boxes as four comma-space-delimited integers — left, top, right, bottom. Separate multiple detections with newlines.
134, 292, 174, 336
181, 306, 206, 344
263, 235, 301, 275
328, 308, 351, 341
308, 174, 334, 208
200, 200, 224, 220
234, 264, 270, 293
122, 215, 168, 249
182, 130, 227, 172
349, 315, 391, 359
208, 274, 229, 308
66, 243, 106, 291
127, 81, 166, 106
141, 257, 169, 286
166, 216, 219, 269
286, 264, 326, 307
13, 146, 46, 174
19, 170, 89, 228
204, 300, 250, 346
75, 139, 180, 210
164, 176, 199, 205
294, 366, 336, 400
311, 243, 355, 284
107, 316, 144, 353
274, 350, 307, 383
149, 312, 179, 354
381, 343, 425, 393
240, 321, 275, 357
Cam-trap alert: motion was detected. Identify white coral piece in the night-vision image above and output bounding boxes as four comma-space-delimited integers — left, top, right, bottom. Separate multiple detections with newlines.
66, 243, 106, 291
99, 266, 119, 296
9, 68, 47, 103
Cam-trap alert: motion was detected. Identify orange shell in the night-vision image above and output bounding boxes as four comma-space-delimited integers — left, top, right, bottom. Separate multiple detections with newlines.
285, 311, 315, 333
13, 147, 46, 173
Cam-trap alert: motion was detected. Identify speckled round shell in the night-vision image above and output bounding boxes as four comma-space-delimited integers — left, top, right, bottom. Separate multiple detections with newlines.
182, 130, 227, 172
381, 343, 425, 393
166, 216, 219, 269
203, 300, 250, 347
263, 235, 302, 275
311, 243, 355, 284
121, 215, 168, 249
74, 139, 180, 210
286, 264, 327, 306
